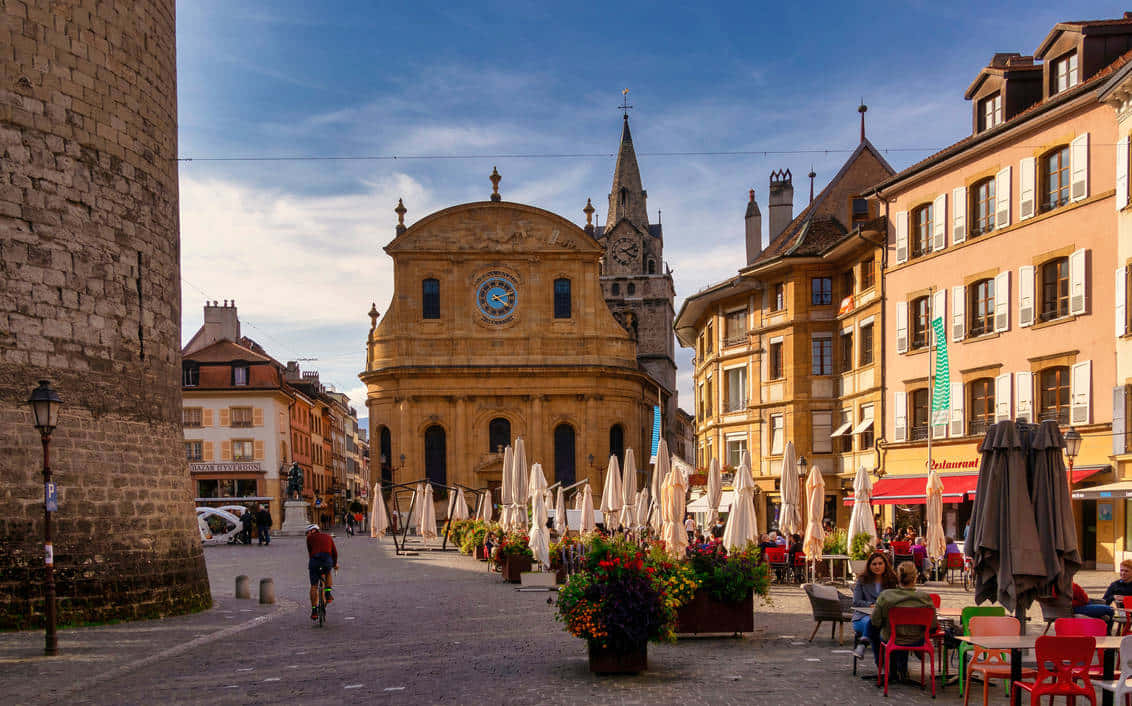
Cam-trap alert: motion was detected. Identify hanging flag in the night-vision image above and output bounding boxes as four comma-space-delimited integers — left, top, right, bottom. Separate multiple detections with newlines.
649, 405, 661, 465
931, 316, 950, 425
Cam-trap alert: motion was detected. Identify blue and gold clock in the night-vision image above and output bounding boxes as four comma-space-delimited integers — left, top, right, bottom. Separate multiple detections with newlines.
475, 271, 518, 323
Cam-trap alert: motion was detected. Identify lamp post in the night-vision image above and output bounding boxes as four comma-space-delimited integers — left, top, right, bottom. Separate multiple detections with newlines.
1064, 427, 1083, 498
28, 380, 63, 656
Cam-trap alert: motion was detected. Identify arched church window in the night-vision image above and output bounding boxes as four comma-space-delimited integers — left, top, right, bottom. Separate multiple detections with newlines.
424, 425, 446, 486
612, 283, 620, 296
627, 283, 636, 296
609, 424, 625, 467
379, 426, 393, 487
488, 417, 510, 453
554, 423, 576, 486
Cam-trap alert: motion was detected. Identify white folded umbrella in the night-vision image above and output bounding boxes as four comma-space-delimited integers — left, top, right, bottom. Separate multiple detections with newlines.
620, 449, 638, 530
370, 483, 389, 538
420, 483, 438, 539
600, 455, 623, 531
554, 486, 567, 536
579, 484, 596, 534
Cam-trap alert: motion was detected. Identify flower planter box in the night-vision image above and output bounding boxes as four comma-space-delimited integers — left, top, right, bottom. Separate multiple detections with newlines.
555, 566, 567, 585
475, 546, 488, 561
501, 554, 532, 583
675, 588, 754, 635
588, 642, 647, 674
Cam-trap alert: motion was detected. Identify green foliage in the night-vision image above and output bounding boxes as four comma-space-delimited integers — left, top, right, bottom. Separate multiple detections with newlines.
685, 541, 770, 603
493, 530, 534, 561
850, 532, 875, 560
823, 528, 848, 556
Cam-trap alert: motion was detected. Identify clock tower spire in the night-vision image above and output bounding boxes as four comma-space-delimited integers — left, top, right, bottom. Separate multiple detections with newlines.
605, 114, 650, 236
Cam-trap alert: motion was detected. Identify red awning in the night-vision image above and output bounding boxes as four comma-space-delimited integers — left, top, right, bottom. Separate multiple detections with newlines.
844, 466, 1106, 506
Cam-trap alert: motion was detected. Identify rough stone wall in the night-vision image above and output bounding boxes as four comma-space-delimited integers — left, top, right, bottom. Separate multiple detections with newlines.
0, 0, 210, 629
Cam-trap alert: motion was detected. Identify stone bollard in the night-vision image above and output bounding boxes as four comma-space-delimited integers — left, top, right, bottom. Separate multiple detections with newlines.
235, 575, 251, 599
259, 578, 275, 605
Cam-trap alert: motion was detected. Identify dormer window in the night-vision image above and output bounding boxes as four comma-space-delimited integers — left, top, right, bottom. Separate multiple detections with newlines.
1052, 51, 1078, 94
979, 93, 1002, 131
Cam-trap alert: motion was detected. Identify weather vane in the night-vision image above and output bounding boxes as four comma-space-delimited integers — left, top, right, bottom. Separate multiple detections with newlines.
619, 88, 633, 117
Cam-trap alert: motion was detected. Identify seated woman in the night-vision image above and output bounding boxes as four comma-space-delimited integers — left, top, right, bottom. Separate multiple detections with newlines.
870, 561, 938, 681
852, 551, 898, 664
910, 537, 928, 579
1070, 582, 1115, 631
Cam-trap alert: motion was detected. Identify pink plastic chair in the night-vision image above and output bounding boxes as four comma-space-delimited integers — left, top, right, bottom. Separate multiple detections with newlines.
1011, 635, 1096, 706
877, 606, 936, 698
963, 616, 1032, 706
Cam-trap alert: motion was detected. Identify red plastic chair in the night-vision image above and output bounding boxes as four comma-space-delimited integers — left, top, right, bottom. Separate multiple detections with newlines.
877, 606, 936, 698
927, 593, 944, 670
944, 553, 965, 583
765, 548, 787, 582
793, 553, 806, 583
1011, 635, 1096, 706
1054, 616, 1107, 676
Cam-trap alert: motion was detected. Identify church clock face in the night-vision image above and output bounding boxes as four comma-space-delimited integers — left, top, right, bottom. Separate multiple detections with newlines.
611, 237, 639, 265
474, 271, 519, 324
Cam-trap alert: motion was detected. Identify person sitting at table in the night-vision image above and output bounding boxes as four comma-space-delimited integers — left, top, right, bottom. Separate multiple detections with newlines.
851, 551, 898, 663
757, 533, 776, 553
870, 561, 938, 682
1069, 582, 1115, 632
881, 526, 894, 543
1103, 559, 1132, 606
911, 537, 928, 580
944, 536, 960, 556
787, 533, 804, 566
774, 531, 787, 547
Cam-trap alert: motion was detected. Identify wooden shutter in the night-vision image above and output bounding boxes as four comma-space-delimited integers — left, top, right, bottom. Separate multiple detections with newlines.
1069, 248, 1086, 316
896, 300, 908, 354
1069, 132, 1088, 202
253, 407, 264, 426
221, 440, 232, 461
1019, 265, 1035, 327
951, 186, 966, 244
1117, 267, 1128, 337
1115, 386, 1128, 456
931, 289, 946, 347
202, 441, 214, 461
994, 373, 1012, 423
995, 167, 1011, 229
894, 391, 907, 442
202, 408, 213, 427
931, 193, 947, 251
1118, 135, 1129, 212
254, 440, 265, 460
1071, 360, 1092, 425
950, 381, 965, 437
951, 286, 965, 342
895, 211, 908, 264
994, 271, 1010, 332
1014, 371, 1033, 423
1019, 157, 1036, 220
219, 408, 231, 427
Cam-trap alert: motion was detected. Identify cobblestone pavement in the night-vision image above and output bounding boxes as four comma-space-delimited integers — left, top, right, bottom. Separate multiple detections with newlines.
0, 534, 1123, 705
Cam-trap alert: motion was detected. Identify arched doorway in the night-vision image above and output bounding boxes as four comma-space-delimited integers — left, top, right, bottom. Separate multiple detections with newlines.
609, 424, 625, 467
554, 423, 576, 486
424, 425, 446, 487
379, 426, 392, 488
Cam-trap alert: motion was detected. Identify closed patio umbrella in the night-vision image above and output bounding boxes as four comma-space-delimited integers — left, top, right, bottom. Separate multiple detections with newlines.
660, 454, 689, 558
847, 465, 877, 550
779, 441, 802, 538
554, 486, 567, 536
1030, 420, 1082, 603
635, 488, 649, 529
500, 445, 514, 530
705, 457, 723, 529
511, 438, 529, 532
370, 483, 389, 538
619, 449, 638, 530
600, 455, 623, 532
420, 483, 438, 540
528, 463, 550, 569
411, 482, 425, 533
448, 487, 470, 522
722, 455, 757, 551
742, 450, 766, 535
650, 439, 670, 533
579, 483, 596, 534
925, 468, 946, 563
478, 487, 493, 523
802, 463, 825, 560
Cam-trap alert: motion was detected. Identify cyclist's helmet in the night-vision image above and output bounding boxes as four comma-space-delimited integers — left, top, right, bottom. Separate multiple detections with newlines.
305, 523, 319, 533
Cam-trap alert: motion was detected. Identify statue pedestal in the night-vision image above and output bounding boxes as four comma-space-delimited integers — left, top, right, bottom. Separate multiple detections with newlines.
278, 500, 311, 536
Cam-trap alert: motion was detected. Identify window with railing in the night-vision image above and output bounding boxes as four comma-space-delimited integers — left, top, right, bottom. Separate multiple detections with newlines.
724, 309, 748, 345
968, 278, 995, 337
970, 177, 995, 237
183, 407, 202, 428
968, 378, 994, 435
232, 439, 254, 461
724, 366, 747, 412
1040, 257, 1069, 322
231, 406, 253, 427
910, 388, 930, 440
839, 330, 853, 372
859, 323, 874, 366
1039, 366, 1070, 424
769, 341, 784, 379
911, 203, 932, 259
860, 257, 875, 290
811, 335, 832, 376
910, 297, 930, 350
185, 440, 203, 462
1041, 146, 1071, 213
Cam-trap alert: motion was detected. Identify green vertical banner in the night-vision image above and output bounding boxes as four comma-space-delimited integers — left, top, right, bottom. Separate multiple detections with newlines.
931, 316, 950, 425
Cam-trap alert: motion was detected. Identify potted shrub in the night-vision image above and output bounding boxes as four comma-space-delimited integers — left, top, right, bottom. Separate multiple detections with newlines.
819, 529, 849, 580
849, 533, 874, 576
556, 537, 675, 673
493, 531, 533, 582
675, 540, 769, 635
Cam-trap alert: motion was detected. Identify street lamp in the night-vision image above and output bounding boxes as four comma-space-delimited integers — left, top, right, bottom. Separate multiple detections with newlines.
1064, 427, 1083, 494
28, 379, 63, 656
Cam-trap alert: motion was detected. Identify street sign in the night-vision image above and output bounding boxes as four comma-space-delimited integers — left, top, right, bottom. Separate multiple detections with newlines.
45, 482, 58, 512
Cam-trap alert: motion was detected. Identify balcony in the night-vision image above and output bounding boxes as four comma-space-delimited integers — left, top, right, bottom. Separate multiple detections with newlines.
968, 418, 991, 436
1039, 408, 1070, 425
910, 425, 930, 441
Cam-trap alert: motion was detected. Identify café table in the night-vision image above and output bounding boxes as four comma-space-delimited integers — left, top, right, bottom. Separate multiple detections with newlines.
812, 554, 852, 584
956, 633, 1124, 706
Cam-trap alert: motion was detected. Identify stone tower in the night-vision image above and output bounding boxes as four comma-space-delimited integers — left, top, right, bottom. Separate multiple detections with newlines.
0, 1, 211, 628
597, 115, 679, 448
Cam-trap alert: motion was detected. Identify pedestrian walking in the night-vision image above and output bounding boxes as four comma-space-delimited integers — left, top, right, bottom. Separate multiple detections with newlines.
683, 514, 696, 543
238, 508, 254, 545
345, 511, 356, 537
255, 504, 272, 545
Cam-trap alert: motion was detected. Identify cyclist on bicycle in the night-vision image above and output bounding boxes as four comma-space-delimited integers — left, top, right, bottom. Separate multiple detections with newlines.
305, 523, 338, 620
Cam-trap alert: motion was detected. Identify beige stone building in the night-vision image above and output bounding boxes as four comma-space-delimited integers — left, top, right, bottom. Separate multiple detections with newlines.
874, 17, 1130, 564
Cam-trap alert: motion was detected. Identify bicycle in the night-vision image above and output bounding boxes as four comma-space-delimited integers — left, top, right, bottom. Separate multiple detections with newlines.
962, 556, 974, 592
315, 571, 329, 627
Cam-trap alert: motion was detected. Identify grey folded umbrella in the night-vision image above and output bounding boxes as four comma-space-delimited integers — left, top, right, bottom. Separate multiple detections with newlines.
1030, 420, 1082, 602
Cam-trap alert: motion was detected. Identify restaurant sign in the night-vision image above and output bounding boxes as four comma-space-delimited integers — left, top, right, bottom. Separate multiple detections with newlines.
929, 458, 978, 471
190, 462, 264, 473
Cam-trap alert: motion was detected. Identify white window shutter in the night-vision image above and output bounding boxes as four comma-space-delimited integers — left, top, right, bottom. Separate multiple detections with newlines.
950, 381, 965, 437
895, 211, 908, 264
896, 300, 908, 354
1019, 265, 1035, 327
931, 193, 947, 251
1019, 157, 1036, 220
931, 289, 946, 346
1117, 267, 1127, 337
1118, 135, 1129, 212
1069, 248, 1086, 316
1014, 371, 1033, 423
1071, 360, 1092, 425
994, 373, 1012, 423
951, 285, 965, 342
1069, 132, 1089, 202
995, 166, 1011, 229
894, 391, 907, 442
1115, 386, 1127, 455
951, 186, 966, 244
994, 270, 1010, 332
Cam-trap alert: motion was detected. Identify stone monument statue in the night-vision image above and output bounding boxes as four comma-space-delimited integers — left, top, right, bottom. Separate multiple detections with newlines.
279, 462, 311, 535
286, 462, 304, 500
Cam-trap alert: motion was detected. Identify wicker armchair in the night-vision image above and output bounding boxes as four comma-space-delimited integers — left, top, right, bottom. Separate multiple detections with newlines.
1038, 595, 1074, 634
804, 582, 854, 644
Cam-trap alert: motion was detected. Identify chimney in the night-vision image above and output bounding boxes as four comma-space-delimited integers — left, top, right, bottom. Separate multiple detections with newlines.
285, 361, 300, 381
744, 189, 762, 265
201, 299, 240, 344
768, 169, 794, 241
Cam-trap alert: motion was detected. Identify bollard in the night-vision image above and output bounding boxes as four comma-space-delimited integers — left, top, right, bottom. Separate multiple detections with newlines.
235, 574, 250, 599
259, 578, 275, 604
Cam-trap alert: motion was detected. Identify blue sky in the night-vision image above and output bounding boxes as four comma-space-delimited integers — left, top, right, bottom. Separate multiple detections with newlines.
175, 0, 1127, 418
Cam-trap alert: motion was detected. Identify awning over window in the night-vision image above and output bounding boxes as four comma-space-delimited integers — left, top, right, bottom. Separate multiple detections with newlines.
851, 418, 874, 435
829, 421, 853, 438
1072, 481, 1132, 500
845, 466, 1106, 506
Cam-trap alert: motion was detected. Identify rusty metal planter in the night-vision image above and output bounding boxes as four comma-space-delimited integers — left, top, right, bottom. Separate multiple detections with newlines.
588, 642, 647, 674
675, 588, 754, 635
501, 554, 532, 582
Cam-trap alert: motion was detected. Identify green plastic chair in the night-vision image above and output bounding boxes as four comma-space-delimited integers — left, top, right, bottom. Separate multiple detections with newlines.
958, 605, 1008, 696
